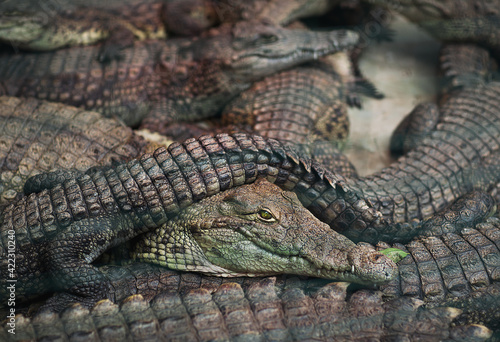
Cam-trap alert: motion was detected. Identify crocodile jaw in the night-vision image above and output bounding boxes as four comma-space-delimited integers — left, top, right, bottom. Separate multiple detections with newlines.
230, 28, 360, 81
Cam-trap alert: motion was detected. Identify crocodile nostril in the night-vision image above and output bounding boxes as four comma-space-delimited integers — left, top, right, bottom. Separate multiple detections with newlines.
371, 253, 385, 263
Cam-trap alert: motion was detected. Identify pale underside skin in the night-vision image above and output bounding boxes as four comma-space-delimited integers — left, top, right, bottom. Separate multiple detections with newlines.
133, 179, 398, 286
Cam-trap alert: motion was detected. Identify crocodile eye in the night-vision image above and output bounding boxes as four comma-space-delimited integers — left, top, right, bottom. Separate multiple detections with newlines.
258, 209, 276, 222
258, 33, 278, 44
418, 4, 446, 17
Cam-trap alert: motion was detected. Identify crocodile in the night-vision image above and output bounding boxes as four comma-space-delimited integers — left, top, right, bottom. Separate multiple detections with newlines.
3, 189, 497, 335
122, 187, 499, 333
221, 62, 363, 178
163, 0, 387, 105
2, 61, 499, 316
127, 186, 496, 296
0, 20, 360, 127
163, 0, 338, 36
377, 216, 500, 332
365, 0, 500, 56
379, 216, 500, 301
390, 44, 498, 157
0, 172, 396, 311
158, 62, 359, 178
0, 96, 151, 207
0, 0, 169, 62
1, 277, 492, 341
2, 100, 499, 312
131, 178, 395, 283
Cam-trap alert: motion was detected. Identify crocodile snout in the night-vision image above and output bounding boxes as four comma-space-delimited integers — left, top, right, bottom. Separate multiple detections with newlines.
348, 245, 398, 285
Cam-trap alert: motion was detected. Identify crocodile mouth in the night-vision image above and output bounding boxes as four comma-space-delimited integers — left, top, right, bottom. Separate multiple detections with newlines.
237, 47, 336, 61
231, 48, 335, 78
0, 14, 46, 28
290, 254, 394, 285
205, 254, 368, 283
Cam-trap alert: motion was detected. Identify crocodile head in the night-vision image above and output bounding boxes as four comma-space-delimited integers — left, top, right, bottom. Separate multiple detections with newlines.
134, 179, 397, 285
0, 10, 49, 47
0, 6, 105, 50
190, 20, 359, 82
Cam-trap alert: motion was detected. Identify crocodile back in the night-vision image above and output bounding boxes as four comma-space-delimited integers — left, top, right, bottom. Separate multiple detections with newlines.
0, 41, 165, 126
0, 133, 350, 253
347, 83, 500, 242
0, 96, 148, 207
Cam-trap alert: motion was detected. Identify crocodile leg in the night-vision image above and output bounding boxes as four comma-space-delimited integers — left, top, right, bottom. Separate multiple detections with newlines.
41, 215, 138, 311
439, 44, 498, 93
419, 190, 496, 237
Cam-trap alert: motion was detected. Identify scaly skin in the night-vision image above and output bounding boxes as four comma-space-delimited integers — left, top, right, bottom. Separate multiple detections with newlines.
167, 62, 358, 178
380, 216, 500, 303
0, 96, 149, 207
127, 188, 498, 328
5, 188, 497, 335
1, 279, 492, 341
163, 0, 338, 35
338, 79, 500, 243
0, 155, 396, 312
2, 113, 499, 312
221, 64, 350, 149
2, 77, 499, 313
377, 216, 500, 333
1, 81, 498, 305
439, 44, 498, 93
133, 179, 395, 284
0, 0, 168, 62
0, 21, 359, 127
365, 0, 500, 55
221, 63, 358, 178
23, 63, 360, 191
164, 0, 386, 105
389, 102, 441, 157
0, 0, 336, 51
388, 44, 500, 211
390, 44, 498, 156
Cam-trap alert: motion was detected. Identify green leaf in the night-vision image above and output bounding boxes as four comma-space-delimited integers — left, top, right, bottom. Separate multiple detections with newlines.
380, 248, 408, 263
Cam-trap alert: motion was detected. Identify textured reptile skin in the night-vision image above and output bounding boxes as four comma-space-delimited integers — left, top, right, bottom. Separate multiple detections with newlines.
0, 96, 149, 207
0, 140, 393, 312
1, 278, 492, 341
0, 22, 359, 127
0, 0, 167, 62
